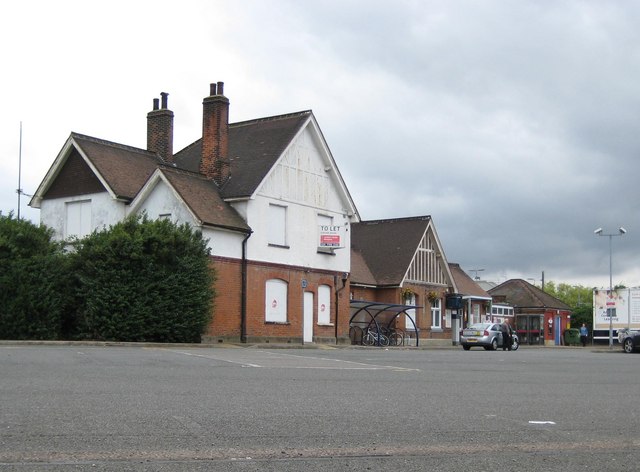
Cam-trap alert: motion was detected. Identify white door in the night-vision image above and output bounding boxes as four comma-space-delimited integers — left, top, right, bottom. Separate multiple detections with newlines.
303, 292, 314, 343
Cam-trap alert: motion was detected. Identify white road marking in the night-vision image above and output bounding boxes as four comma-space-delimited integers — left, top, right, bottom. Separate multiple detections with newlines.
164, 349, 419, 371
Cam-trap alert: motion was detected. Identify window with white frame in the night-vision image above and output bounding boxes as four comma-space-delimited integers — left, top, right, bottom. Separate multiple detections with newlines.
268, 204, 287, 247
65, 200, 92, 239
317, 285, 331, 324
431, 298, 441, 329
265, 279, 288, 323
405, 293, 417, 330
472, 303, 481, 324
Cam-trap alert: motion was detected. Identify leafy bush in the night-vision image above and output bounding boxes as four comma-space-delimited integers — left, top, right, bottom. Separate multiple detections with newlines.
0, 213, 215, 342
0, 213, 70, 339
70, 215, 215, 343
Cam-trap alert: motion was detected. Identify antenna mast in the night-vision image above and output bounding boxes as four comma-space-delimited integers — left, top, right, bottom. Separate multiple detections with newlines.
17, 122, 22, 219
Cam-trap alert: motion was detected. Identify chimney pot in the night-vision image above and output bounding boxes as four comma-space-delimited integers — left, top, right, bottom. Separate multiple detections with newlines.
147, 92, 174, 163
201, 82, 230, 184
210, 83, 217, 96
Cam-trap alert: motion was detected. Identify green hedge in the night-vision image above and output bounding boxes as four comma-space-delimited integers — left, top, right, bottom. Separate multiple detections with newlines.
0, 213, 70, 339
0, 214, 215, 343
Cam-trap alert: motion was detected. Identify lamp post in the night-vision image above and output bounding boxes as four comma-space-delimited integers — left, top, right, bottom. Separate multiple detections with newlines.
594, 227, 627, 349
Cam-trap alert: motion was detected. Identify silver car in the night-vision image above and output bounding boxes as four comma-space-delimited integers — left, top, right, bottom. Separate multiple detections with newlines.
461, 322, 504, 351
618, 328, 640, 353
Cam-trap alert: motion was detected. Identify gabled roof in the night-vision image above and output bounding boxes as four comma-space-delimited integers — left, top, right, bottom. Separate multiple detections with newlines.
31, 102, 357, 238
351, 216, 435, 286
31, 133, 162, 207
448, 263, 491, 299
130, 167, 250, 232
350, 248, 377, 286
174, 111, 312, 199
488, 279, 571, 310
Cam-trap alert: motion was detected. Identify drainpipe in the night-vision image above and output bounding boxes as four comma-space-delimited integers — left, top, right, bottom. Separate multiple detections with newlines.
240, 230, 253, 343
334, 272, 348, 344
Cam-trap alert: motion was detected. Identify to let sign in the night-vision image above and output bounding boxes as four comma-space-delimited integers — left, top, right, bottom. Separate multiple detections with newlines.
318, 225, 344, 248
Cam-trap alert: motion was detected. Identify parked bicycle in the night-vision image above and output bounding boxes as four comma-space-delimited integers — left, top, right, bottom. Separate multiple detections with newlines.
381, 326, 405, 346
362, 327, 390, 346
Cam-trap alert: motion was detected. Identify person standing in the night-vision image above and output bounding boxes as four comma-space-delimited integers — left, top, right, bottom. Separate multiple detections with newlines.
579, 323, 589, 347
501, 321, 512, 351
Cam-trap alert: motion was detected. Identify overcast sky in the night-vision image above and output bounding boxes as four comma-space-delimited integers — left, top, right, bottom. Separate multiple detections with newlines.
2, 0, 639, 289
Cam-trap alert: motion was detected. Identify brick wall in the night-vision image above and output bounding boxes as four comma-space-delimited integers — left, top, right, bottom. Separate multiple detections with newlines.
203, 256, 350, 344
146, 102, 174, 163
349, 284, 453, 340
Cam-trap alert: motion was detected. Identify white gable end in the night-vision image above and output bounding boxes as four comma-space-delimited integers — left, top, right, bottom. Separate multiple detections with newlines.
246, 121, 353, 272
132, 179, 197, 226
258, 125, 345, 213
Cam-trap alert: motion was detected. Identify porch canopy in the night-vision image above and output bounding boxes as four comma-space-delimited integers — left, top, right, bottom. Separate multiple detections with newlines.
349, 300, 423, 347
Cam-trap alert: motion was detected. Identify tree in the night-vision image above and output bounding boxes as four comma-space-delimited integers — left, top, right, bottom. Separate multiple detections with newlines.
543, 281, 593, 328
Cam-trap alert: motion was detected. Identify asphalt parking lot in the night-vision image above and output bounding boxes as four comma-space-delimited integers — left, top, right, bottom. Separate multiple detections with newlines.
1, 343, 638, 471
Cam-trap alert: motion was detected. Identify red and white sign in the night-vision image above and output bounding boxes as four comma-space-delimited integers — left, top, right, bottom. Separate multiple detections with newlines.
318, 225, 345, 248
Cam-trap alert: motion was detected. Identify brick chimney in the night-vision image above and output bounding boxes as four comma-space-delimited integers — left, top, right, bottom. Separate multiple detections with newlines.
147, 92, 174, 163
200, 82, 230, 185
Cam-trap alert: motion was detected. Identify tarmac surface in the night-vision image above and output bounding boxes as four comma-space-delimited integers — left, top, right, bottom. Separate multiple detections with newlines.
1, 341, 637, 471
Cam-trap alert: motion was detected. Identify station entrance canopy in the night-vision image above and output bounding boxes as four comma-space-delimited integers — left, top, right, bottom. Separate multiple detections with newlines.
349, 300, 423, 347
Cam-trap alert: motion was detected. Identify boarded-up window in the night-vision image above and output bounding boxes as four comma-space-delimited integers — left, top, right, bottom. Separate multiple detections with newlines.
265, 279, 288, 323
65, 200, 91, 239
268, 204, 287, 246
318, 284, 331, 324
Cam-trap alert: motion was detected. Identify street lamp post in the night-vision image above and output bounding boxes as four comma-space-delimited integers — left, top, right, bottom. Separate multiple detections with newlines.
594, 227, 627, 349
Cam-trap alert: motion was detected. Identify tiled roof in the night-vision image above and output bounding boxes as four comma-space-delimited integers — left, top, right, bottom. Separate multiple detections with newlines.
159, 167, 250, 231
488, 279, 571, 310
351, 216, 431, 286
71, 133, 162, 200
174, 111, 312, 198
448, 263, 491, 298
350, 248, 377, 286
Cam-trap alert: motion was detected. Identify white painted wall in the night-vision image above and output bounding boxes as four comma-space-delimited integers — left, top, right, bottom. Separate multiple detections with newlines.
133, 180, 196, 226
39, 120, 356, 274
246, 124, 353, 273
133, 179, 246, 259
40, 191, 126, 240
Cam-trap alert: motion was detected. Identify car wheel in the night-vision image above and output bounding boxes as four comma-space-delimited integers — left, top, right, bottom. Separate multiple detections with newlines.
511, 339, 519, 351
462, 345, 471, 351
624, 338, 635, 353
491, 338, 498, 351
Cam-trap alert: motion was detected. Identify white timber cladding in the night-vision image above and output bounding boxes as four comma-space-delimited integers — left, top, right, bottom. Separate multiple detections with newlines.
249, 123, 352, 273
405, 228, 448, 285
